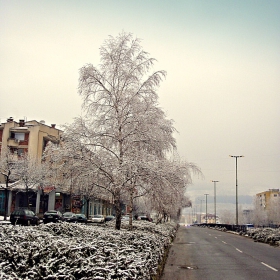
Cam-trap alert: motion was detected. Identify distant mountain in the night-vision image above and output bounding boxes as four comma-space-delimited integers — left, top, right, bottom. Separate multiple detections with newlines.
195, 195, 253, 205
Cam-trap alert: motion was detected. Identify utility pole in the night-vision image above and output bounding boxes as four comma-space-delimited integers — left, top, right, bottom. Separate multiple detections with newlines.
200, 199, 204, 224
204, 194, 209, 224
212, 180, 219, 224
230, 155, 244, 225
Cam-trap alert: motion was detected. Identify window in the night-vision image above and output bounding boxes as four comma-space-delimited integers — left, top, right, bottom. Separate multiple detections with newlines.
14, 133, 25, 140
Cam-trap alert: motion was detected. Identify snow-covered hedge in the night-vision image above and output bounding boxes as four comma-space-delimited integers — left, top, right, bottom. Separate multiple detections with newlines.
245, 227, 280, 246
0, 221, 177, 280
207, 224, 280, 247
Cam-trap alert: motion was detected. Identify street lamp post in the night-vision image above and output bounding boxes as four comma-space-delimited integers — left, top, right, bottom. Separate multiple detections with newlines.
200, 199, 204, 224
204, 194, 209, 224
212, 180, 219, 224
230, 155, 244, 225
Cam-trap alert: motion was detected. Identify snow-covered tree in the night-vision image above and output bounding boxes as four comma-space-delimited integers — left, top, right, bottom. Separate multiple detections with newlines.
43, 139, 109, 216
252, 197, 268, 226
146, 159, 198, 223
13, 153, 44, 209
63, 32, 168, 229
63, 32, 200, 229
219, 209, 235, 224
0, 147, 18, 220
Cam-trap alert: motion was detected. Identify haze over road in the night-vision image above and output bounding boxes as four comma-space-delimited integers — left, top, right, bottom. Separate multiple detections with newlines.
162, 226, 280, 280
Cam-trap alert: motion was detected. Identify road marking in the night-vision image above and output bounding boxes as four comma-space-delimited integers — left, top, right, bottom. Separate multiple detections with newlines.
261, 262, 278, 272
222, 241, 227, 244
236, 248, 243, 253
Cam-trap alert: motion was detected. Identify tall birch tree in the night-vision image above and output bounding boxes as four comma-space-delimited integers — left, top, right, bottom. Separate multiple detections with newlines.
64, 32, 200, 229
65, 32, 178, 229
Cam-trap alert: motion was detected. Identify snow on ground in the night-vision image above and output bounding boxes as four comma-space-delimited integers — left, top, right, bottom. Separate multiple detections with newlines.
0, 221, 177, 280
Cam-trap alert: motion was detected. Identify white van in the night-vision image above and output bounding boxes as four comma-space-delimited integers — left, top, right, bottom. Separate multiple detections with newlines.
245, 223, 254, 230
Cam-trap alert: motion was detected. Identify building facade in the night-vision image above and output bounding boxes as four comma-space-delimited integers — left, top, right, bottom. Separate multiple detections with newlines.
0, 117, 62, 215
0, 117, 116, 218
0, 117, 60, 159
201, 213, 220, 224
256, 189, 280, 211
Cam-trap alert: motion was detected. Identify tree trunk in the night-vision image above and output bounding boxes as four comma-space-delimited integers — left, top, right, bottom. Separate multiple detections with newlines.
4, 188, 8, 220
25, 184, 30, 209
86, 198, 90, 219
128, 190, 133, 230
114, 191, 122, 230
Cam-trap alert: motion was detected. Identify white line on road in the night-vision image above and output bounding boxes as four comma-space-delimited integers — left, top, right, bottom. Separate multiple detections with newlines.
261, 262, 278, 272
236, 248, 243, 253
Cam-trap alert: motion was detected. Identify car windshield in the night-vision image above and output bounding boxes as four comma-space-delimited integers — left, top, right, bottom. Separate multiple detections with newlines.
12, 210, 23, 215
94, 215, 102, 218
45, 211, 57, 214
63, 213, 74, 217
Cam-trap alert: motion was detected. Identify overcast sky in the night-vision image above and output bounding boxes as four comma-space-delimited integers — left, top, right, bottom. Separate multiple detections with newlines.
1, 0, 279, 209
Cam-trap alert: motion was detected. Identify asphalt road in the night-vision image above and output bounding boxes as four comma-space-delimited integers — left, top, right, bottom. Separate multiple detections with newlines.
161, 226, 280, 280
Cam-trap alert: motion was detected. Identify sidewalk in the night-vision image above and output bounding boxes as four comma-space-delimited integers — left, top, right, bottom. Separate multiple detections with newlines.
161, 225, 192, 280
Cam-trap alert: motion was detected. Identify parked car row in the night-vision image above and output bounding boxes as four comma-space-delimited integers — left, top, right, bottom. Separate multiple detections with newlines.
42, 211, 89, 224
9, 209, 116, 226
10, 209, 148, 226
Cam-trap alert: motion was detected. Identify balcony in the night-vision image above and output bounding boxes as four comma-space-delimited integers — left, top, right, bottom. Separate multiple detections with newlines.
7, 138, 20, 147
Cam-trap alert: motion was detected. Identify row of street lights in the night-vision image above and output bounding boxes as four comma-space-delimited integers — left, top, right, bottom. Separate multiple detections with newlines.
203, 155, 244, 225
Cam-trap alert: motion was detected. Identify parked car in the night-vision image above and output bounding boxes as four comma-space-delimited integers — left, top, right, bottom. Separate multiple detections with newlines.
62, 212, 77, 223
92, 214, 105, 223
121, 215, 130, 221
43, 210, 63, 224
10, 209, 39, 226
76, 214, 88, 223
105, 215, 115, 222
137, 216, 152, 221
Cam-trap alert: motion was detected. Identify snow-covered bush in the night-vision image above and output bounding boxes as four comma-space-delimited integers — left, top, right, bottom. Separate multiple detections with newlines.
0, 221, 177, 279
246, 227, 280, 246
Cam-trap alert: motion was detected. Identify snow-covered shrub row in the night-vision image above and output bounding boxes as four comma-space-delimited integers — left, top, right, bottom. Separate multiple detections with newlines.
106, 220, 177, 240
208, 225, 280, 246
245, 227, 280, 246
0, 221, 177, 280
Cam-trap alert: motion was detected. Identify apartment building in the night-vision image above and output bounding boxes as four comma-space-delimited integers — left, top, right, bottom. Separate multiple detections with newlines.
0, 117, 62, 215
0, 117, 60, 159
201, 213, 220, 224
0, 117, 116, 218
256, 189, 280, 210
